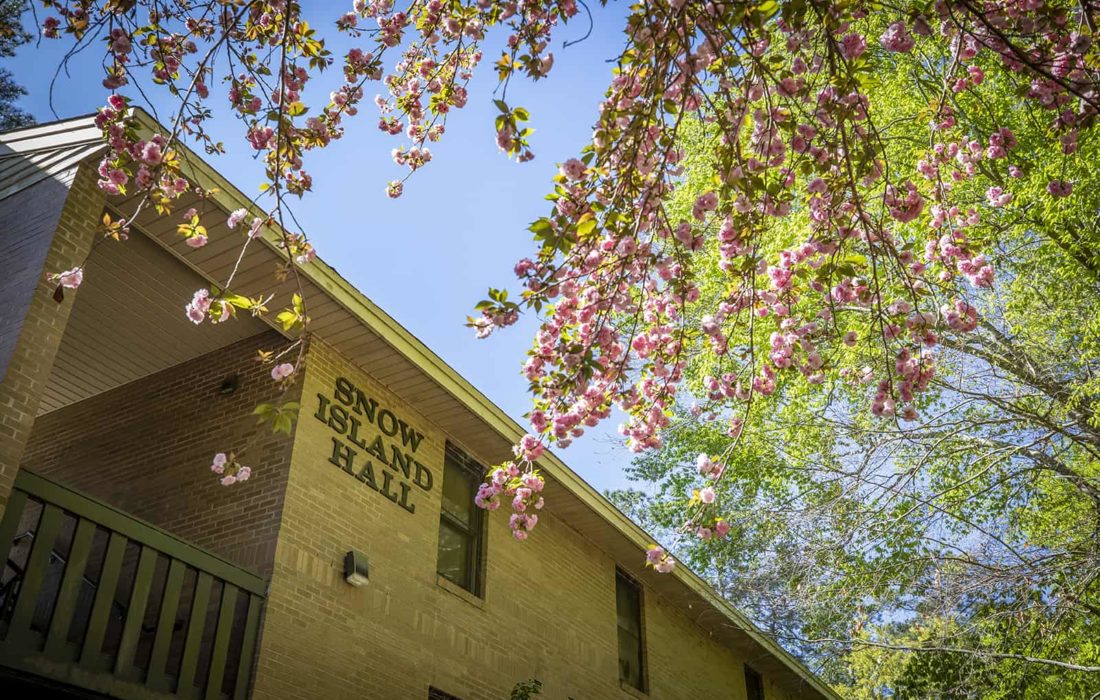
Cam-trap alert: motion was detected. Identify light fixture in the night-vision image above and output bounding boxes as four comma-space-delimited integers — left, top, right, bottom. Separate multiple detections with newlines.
344, 550, 369, 587
218, 374, 239, 395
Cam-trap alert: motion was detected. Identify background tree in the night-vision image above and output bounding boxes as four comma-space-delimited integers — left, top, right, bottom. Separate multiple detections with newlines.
0, 0, 33, 129
607, 34, 1100, 693
22, 6, 1100, 689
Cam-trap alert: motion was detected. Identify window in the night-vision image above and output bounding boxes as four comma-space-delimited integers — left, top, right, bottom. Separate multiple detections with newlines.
744, 665, 764, 700
428, 687, 462, 700
615, 569, 646, 692
436, 444, 485, 595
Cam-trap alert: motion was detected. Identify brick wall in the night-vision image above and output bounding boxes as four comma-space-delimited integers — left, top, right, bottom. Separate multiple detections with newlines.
0, 170, 73, 383
251, 336, 799, 700
19, 329, 300, 577
0, 165, 101, 512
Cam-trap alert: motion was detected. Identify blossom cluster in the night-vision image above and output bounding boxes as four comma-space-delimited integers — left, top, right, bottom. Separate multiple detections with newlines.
474, 451, 545, 540
470, 1, 1099, 550
185, 288, 229, 325
683, 454, 734, 541
92, 95, 186, 206
210, 452, 253, 486
35, 0, 1100, 565
645, 545, 675, 574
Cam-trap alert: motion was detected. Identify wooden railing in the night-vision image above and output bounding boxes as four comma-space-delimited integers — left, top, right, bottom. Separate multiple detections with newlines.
0, 470, 265, 699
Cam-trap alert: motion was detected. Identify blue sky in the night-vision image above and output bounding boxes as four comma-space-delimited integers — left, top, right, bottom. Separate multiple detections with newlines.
7, 4, 643, 493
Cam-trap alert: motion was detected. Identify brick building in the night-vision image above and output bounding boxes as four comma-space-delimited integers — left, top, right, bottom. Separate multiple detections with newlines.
0, 113, 839, 700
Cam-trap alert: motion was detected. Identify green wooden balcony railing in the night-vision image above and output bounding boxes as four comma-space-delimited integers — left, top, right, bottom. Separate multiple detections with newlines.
0, 470, 265, 699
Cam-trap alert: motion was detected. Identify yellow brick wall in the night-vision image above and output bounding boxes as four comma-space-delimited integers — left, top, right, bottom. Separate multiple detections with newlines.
0, 165, 102, 512
252, 336, 799, 700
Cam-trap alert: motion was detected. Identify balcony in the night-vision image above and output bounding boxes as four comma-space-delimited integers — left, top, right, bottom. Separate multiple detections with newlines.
0, 470, 265, 699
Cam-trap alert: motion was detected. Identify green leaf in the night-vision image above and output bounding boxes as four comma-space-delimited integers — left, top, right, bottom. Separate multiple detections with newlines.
576, 216, 598, 238
529, 218, 553, 236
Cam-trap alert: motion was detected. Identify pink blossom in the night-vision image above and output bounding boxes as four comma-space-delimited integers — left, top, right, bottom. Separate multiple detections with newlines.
884, 181, 924, 222
1047, 180, 1073, 198
185, 288, 211, 325
220, 475, 238, 486
236, 466, 252, 481
186, 306, 205, 324
538, 52, 554, 76
839, 33, 867, 61
942, 300, 979, 332
514, 433, 545, 461
986, 186, 1012, 208
698, 486, 716, 504
295, 247, 317, 265
646, 545, 666, 564
247, 125, 275, 150
227, 208, 249, 229
696, 453, 719, 477
186, 234, 208, 248
271, 363, 295, 381
880, 22, 914, 53
559, 158, 586, 181
521, 472, 544, 491
210, 452, 227, 474
693, 191, 719, 220
56, 268, 84, 289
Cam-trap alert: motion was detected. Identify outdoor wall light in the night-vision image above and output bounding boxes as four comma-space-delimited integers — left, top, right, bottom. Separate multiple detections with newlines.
218, 374, 239, 395
344, 550, 369, 587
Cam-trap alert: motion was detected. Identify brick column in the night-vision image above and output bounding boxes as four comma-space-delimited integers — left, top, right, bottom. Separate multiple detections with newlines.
0, 164, 102, 511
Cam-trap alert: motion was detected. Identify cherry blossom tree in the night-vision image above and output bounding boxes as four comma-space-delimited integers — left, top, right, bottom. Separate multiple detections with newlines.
31, 0, 1100, 549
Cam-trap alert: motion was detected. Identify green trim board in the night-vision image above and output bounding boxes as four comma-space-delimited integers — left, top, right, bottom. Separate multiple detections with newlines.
0, 469, 267, 700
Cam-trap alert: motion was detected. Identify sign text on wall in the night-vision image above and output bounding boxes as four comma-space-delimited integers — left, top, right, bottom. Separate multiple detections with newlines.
313, 376, 433, 514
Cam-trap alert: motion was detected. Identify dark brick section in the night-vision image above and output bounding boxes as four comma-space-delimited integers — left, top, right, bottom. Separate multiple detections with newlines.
20, 330, 301, 578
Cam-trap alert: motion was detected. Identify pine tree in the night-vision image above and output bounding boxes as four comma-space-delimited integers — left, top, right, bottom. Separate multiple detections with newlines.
0, 0, 32, 130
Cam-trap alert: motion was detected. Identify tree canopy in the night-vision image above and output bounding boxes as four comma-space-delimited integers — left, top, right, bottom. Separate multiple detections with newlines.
0, 0, 34, 129
24, 0, 1100, 690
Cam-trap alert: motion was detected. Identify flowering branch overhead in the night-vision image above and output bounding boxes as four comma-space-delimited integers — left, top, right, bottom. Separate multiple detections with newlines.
35, 0, 1100, 555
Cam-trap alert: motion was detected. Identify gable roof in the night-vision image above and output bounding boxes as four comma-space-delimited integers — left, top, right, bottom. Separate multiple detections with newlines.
0, 114, 103, 199
1, 111, 840, 700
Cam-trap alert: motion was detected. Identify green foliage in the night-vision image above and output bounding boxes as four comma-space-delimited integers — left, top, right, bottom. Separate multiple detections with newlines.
275, 293, 308, 333
0, 0, 33, 130
253, 401, 300, 436
609, 7, 1100, 696
509, 678, 542, 700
